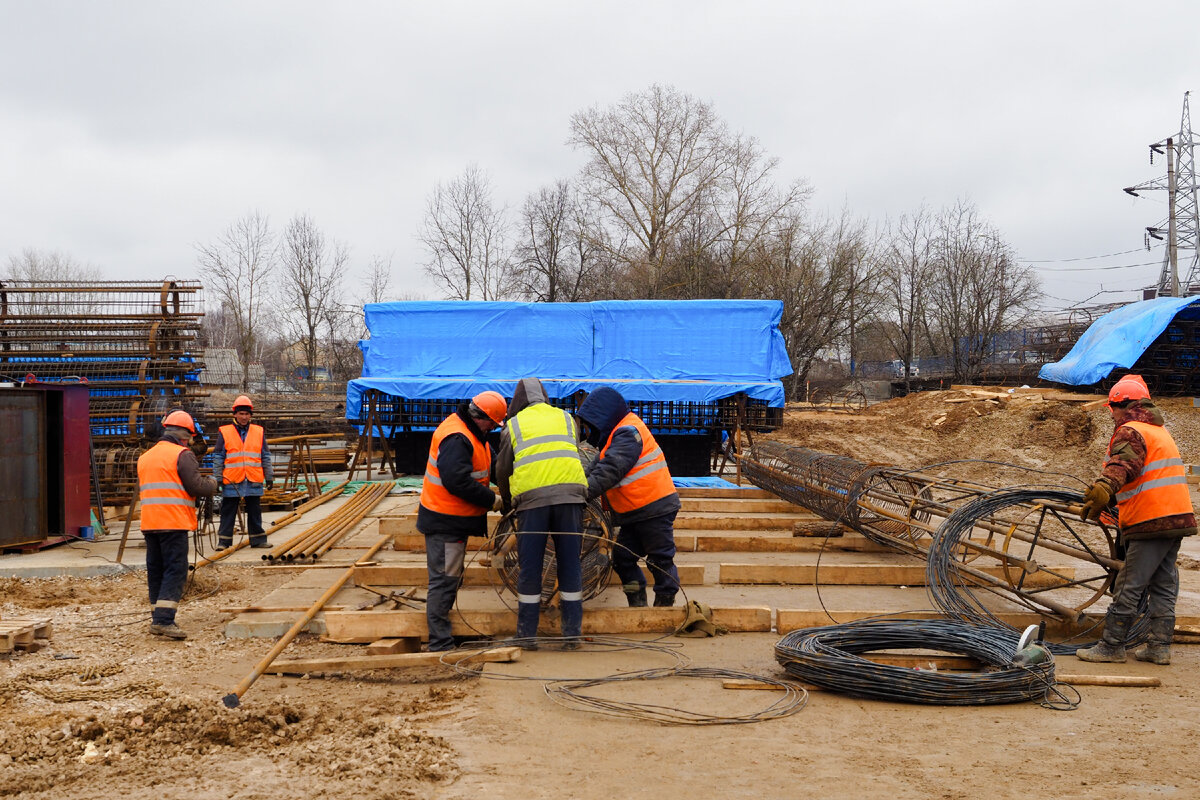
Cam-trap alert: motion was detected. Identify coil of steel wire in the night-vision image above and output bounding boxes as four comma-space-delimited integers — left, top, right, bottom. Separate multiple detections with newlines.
488, 499, 614, 606
775, 618, 1057, 705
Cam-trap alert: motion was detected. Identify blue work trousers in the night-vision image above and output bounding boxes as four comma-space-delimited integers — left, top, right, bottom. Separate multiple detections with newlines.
218, 495, 264, 545
144, 529, 190, 624
516, 504, 584, 601
612, 510, 680, 600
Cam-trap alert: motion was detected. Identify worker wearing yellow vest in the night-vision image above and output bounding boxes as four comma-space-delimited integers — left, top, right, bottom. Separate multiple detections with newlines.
418, 390, 507, 652
213, 395, 274, 549
136, 410, 219, 639
1077, 374, 1196, 664
494, 378, 589, 649
576, 387, 681, 608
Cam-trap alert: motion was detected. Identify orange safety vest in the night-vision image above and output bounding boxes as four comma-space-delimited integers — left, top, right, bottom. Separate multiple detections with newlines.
137, 440, 198, 531
420, 414, 492, 517
599, 412, 676, 514
220, 424, 265, 483
1111, 420, 1193, 528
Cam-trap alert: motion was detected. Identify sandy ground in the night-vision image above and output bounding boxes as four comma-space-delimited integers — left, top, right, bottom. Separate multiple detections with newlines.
3, 389, 1200, 799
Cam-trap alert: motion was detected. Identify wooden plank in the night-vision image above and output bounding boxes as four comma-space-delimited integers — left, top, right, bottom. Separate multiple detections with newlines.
392, 534, 492, 553
323, 606, 772, 642
269, 646, 522, 674
679, 499, 804, 514
673, 512, 824, 531
720, 563, 1075, 587
0, 618, 52, 653
675, 487, 773, 499
353, 563, 705, 588
680, 534, 888, 553
775, 609, 1117, 640
366, 638, 420, 655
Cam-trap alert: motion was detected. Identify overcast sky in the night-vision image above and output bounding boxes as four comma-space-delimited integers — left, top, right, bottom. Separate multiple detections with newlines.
3, 1, 1198, 312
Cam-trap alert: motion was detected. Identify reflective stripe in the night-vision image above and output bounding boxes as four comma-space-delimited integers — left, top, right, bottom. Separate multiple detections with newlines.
514, 450, 578, 467
617, 460, 668, 487
139, 481, 186, 492
1143, 457, 1184, 472
155, 600, 179, 609
470, 469, 490, 479
1117, 475, 1189, 502
631, 447, 664, 468
425, 473, 444, 487
559, 590, 583, 601
141, 497, 195, 507
518, 594, 542, 604
515, 433, 579, 450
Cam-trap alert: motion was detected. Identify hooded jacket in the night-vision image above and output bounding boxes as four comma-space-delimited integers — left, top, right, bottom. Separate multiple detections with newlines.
575, 387, 680, 525
494, 377, 588, 512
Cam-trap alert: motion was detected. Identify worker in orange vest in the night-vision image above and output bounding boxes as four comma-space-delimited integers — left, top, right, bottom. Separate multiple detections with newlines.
137, 410, 219, 639
1077, 374, 1196, 664
213, 395, 274, 549
576, 387, 681, 608
417, 390, 507, 651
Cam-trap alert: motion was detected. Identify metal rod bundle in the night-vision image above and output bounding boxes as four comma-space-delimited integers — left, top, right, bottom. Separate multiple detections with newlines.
261, 481, 393, 562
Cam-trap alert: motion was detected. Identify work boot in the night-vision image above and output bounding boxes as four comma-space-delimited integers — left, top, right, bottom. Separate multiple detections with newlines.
560, 599, 583, 649
1132, 616, 1174, 665
1076, 612, 1132, 663
515, 602, 540, 650
149, 622, 188, 640
249, 539, 270, 548
217, 539, 233, 550
652, 592, 677, 608
623, 583, 648, 608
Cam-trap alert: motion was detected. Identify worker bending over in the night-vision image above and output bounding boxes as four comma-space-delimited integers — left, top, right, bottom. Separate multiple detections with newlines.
418, 391, 507, 652
494, 378, 588, 648
213, 395, 274, 549
1077, 374, 1195, 665
576, 387, 681, 607
136, 411, 219, 639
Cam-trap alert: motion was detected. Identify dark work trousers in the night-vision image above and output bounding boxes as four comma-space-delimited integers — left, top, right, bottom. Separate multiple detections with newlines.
424, 532, 468, 652
612, 509, 680, 601
1109, 537, 1183, 619
515, 504, 584, 602
144, 529, 190, 625
217, 495, 265, 546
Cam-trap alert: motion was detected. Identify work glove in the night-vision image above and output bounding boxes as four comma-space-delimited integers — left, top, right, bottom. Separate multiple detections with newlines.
266, 480, 275, 490
1079, 480, 1114, 522
492, 494, 504, 512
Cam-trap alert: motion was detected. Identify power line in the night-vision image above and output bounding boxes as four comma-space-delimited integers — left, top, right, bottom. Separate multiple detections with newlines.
1020, 247, 1158, 263
1032, 259, 1162, 273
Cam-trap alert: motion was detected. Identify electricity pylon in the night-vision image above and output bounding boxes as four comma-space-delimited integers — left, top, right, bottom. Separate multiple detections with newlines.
1124, 91, 1200, 297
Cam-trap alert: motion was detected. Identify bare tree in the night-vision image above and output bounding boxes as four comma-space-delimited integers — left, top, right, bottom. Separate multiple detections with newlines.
278, 214, 350, 385
196, 212, 276, 391
925, 200, 1040, 382
419, 164, 511, 300
569, 85, 732, 297
4, 248, 101, 283
511, 180, 601, 301
880, 206, 935, 384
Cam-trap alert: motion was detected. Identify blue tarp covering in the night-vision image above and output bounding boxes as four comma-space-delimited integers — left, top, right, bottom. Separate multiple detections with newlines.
347, 300, 792, 420
670, 476, 749, 489
1039, 297, 1200, 386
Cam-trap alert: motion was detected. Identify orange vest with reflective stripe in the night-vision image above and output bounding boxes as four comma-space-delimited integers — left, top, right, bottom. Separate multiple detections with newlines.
420, 414, 492, 517
1111, 420, 1193, 528
599, 413, 676, 514
137, 440, 197, 531
220, 424, 265, 483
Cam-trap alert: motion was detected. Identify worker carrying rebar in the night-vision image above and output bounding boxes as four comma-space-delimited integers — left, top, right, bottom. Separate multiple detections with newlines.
418, 390, 507, 652
576, 387, 681, 608
493, 377, 588, 649
136, 410, 219, 639
1077, 374, 1196, 665
213, 395, 274, 549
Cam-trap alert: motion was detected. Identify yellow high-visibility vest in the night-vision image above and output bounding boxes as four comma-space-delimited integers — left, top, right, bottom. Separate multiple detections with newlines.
509, 403, 586, 498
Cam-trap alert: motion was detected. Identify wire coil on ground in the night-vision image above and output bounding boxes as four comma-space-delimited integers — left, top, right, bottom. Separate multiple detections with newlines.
775, 618, 1055, 705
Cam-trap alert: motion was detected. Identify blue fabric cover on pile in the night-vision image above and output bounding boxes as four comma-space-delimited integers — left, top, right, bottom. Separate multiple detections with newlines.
1038, 297, 1200, 386
347, 300, 792, 421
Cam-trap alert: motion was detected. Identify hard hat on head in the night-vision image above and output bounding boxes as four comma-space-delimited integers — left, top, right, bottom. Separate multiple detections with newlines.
1107, 374, 1150, 406
232, 395, 254, 412
163, 410, 197, 434
470, 390, 507, 426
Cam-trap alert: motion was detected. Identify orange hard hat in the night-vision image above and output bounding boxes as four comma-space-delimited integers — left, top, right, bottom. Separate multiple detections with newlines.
232, 395, 254, 412
471, 390, 507, 426
1107, 374, 1150, 406
163, 410, 197, 434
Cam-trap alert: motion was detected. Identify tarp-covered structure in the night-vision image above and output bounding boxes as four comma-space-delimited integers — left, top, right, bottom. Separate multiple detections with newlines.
346, 300, 792, 432
1039, 296, 1200, 386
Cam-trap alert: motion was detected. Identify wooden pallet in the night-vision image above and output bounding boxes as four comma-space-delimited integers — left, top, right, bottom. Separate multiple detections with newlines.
0, 618, 53, 653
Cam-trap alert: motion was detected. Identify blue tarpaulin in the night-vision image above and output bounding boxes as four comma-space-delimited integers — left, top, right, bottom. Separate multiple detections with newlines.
1039, 296, 1200, 386
347, 300, 792, 420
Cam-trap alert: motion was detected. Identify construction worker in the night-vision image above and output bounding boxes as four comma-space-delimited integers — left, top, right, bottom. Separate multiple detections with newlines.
213, 395, 274, 549
576, 387, 681, 608
1077, 374, 1196, 665
136, 410, 219, 639
494, 378, 588, 649
418, 390, 507, 652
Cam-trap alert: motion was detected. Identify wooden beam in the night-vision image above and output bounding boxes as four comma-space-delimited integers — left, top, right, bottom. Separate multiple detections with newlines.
678, 499, 803, 514
675, 487, 773, 499
366, 638, 420, 655
720, 563, 1075, 587
269, 646, 522, 674
352, 563, 704, 588
323, 606, 772, 642
673, 533, 885, 553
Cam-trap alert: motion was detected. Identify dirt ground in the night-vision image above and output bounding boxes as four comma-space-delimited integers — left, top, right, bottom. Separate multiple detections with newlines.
3, 389, 1200, 799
